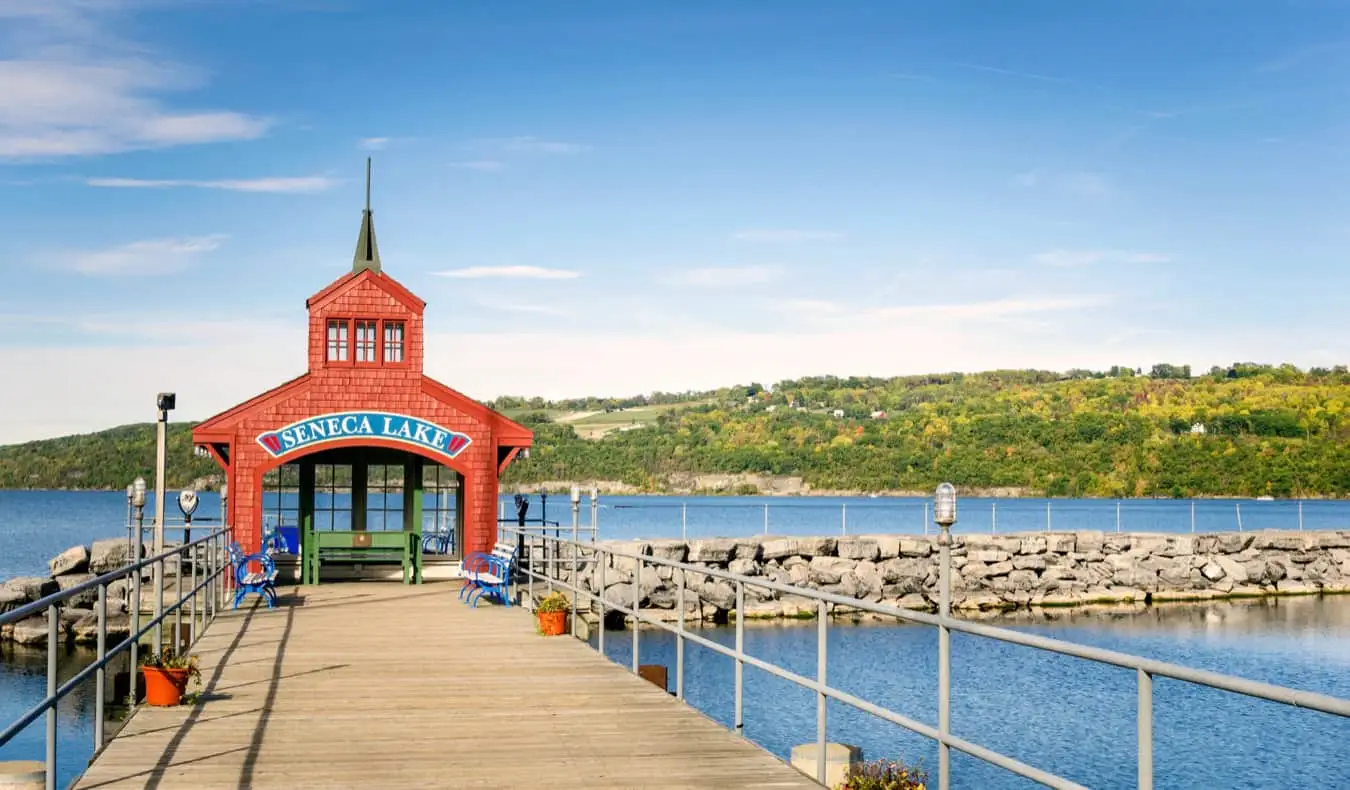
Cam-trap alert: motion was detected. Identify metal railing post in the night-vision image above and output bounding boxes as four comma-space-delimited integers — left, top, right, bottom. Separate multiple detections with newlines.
95, 583, 107, 751
632, 556, 641, 674
597, 554, 606, 656
938, 522, 952, 790
175, 542, 184, 651
735, 580, 745, 736
816, 598, 827, 786
676, 567, 685, 700
46, 603, 57, 790
571, 501, 580, 639
1138, 669, 1153, 790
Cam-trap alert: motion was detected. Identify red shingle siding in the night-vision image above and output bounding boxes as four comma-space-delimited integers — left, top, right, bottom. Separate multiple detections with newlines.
195, 268, 521, 559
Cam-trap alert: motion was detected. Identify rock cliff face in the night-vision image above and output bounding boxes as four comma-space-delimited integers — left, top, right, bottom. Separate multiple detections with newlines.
541, 530, 1350, 621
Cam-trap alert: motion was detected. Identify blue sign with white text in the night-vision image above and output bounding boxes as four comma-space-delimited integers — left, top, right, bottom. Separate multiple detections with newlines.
256, 411, 472, 460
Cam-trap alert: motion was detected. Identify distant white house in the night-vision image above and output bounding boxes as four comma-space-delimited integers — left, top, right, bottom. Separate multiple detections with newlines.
871, 410, 887, 419
1190, 422, 1206, 435
766, 404, 777, 413
832, 409, 845, 418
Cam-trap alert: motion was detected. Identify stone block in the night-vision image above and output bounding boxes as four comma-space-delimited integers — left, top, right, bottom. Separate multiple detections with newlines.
49, 545, 90, 577
1012, 554, 1046, 571
687, 538, 738, 563
836, 537, 880, 561
898, 538, 932, 557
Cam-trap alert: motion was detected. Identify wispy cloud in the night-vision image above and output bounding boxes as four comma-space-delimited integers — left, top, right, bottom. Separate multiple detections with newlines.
667, 266, 780, 287
771, 294, 1108, 324
1014, 170, 1115, 199
449, 160, 504, 171
57, 234, 229, 276
496, 136, 589, 154
1032, 249, 1170, 267
1256, 40, 1349, 73
731, 229, 842, 243
493, 302, 572, 318
358, 137, 389, 150
0, 5, 271, 159
86, 176, 340, 193
948, 60, 1075, 86
431, 265, 581, 280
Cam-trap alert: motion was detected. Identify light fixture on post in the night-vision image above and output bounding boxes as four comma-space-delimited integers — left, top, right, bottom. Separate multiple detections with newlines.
933, 481, 957, 790
125, 482, 136, 568
129, 476, 147, 702
152, 393, 175, 654
589, 485, 599, 540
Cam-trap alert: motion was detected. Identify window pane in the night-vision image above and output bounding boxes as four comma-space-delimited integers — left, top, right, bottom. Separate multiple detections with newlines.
355, 320, 377, 363
326, 320, 348, 361
383, 321, 404, 363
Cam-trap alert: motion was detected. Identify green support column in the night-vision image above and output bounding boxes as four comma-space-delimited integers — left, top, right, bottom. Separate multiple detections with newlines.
299, 462, 315, 585
352, 458, 368, 532
404, 455, 424, 583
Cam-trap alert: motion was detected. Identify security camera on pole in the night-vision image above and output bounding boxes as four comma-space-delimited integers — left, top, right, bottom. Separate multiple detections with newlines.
152, 392, 175, 654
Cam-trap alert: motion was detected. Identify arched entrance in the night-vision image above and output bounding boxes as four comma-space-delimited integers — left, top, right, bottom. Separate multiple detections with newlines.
256, 439, 474, 583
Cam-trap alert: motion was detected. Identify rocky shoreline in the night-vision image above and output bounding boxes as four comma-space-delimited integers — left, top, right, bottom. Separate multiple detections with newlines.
0, 539, 141, 647
548, 530, 1350, 622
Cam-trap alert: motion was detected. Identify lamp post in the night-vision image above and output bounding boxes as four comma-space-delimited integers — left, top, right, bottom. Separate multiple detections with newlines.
125, 483, 135, 569
933, 482, 957, 790
570, 486, 581, 635
589, 485, 599, 541
152, 393, 175, 654
129, 477, 147, 702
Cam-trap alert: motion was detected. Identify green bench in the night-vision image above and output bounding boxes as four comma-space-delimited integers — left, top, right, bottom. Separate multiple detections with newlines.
304, 530, 423, 584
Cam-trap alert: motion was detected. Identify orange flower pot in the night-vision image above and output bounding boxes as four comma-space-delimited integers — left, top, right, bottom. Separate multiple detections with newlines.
537, 610, 567, 636
142, 667, 190, 706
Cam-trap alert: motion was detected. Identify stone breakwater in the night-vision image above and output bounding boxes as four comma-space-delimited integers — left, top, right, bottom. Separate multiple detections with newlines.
0, 539, 142, 647
545, 530, 1350, 621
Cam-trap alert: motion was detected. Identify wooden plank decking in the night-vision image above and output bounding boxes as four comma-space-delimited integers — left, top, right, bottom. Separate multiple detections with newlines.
74, 582, 820, 790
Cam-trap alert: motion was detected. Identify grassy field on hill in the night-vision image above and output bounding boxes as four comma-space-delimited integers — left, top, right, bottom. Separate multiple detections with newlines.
2, 363, 1348, 497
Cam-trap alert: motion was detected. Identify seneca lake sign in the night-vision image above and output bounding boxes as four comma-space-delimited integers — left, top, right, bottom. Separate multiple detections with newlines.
256, 412, 473, 460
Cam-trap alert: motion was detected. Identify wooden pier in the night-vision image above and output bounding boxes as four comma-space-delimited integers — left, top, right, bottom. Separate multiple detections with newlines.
74, 583, 820, 789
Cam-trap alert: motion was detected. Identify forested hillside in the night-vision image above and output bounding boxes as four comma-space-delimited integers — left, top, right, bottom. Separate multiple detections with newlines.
2, 363, 1348, 497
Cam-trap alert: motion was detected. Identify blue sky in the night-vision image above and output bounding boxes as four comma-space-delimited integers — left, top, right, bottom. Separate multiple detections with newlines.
1, 0, 1348, 442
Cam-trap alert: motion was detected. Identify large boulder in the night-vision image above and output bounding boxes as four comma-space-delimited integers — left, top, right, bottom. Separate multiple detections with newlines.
807, 556, 854, 586
2, 576, 59, 603
9, 615, 55, 646
49, 545, 90, 577
89, 538, 134, 575
687, 538, 738, 564
55, 573, 99, 609
72, 612, 132, 646
836, 537, 880, 561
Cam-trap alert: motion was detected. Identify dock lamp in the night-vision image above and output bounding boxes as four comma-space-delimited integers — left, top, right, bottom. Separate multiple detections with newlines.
933, 482, 957, 790
589, 485, 599, 540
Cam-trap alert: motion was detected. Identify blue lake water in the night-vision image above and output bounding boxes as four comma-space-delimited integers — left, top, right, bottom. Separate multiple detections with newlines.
2, 490, 1349, 787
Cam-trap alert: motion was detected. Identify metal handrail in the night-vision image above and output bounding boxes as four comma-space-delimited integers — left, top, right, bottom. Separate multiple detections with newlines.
0, 526, 234, 790
502, 526, 1350, 790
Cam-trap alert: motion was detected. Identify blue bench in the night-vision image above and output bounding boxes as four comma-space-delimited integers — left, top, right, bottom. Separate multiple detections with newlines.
459, 542, 518, 607
228, 542, 278, 609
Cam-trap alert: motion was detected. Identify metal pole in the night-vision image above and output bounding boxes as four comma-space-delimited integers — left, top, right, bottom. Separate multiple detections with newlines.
938, 520, 952, 790
1116, 501, 1121, 533
991, 501, 997, 534
1298, 500, 1304, 531
1045, 500, 1051, 532
130, 509, 143, 704
597, 557, 606, 656
153, 409, 168, 654
676, 567, 685, 700
923, 502, 929, 535
46, 603, 58, 790
571, 498, 580, 638
176, 531, 185, 652
682, 501, 687, 541
1236, 502, 1244, 532
95, 583, 107, 751
735, 580, 745, 736
841, 502, 847, 536
815, 598, 828, 786
1191, 500, 1196, 534
1138, 669, 1154, 790
762, 503, 768, 535
631, 557, 641, 674
591, 488, 599, 540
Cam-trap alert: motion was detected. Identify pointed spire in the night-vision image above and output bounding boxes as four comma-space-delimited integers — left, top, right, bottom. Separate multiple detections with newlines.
352, 157, 382, 274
